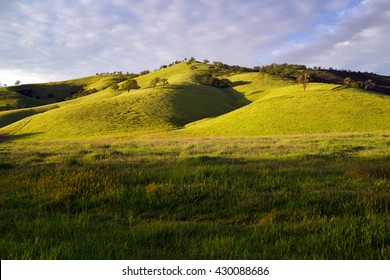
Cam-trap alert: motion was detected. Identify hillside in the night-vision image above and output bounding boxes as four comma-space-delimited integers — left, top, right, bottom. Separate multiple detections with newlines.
0, 87, 44, 110
0, 62, 248, 139
0, 61, 389, 140
183, 83, 390, 136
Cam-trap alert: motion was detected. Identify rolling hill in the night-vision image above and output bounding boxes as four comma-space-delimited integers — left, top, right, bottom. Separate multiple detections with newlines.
0, 61, 389, 140
0, 62, 249, 139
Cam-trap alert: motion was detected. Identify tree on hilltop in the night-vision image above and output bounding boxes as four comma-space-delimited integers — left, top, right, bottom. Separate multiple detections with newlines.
187, 57, 196, 65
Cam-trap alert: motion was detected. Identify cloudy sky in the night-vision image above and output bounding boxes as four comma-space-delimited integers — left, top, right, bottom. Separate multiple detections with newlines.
0, 0, 389, 85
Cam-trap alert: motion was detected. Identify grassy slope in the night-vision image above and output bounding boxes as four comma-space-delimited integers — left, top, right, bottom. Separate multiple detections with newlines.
0, 74, 132, 110
0, 62, 246, 139
1, 64, 390, 140
0, 87, 44, 109
222, 73, 294, 101
183, 83, 390, 136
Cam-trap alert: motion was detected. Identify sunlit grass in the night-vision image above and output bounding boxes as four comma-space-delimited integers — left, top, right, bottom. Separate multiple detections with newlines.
184, 84, 390, 136
1, 133, 389, 259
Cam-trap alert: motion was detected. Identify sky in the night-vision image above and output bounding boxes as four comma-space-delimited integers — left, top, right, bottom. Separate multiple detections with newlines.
1, 0, 389, 85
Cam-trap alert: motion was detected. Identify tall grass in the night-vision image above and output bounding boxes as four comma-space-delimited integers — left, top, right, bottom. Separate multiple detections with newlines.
0, 133, 389, 259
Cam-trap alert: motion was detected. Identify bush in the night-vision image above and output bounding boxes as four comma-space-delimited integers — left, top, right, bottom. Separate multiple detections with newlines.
201, 75, 232, 88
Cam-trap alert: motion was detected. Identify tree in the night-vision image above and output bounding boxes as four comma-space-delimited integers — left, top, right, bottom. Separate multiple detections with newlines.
122, 79, 140, 92
15, 80, 21, 85
203, 59, 209, 64
201, 75, 232, 88
140, 70, 150, 75
112, 84, 119, 91
149, 77, 169, 88
344, 77, 353, 87
297, 72, 310, 91
159, 78, 169, 87
187, 57, 196, 65
149, 77, 160, 88
364, 79, 376, 90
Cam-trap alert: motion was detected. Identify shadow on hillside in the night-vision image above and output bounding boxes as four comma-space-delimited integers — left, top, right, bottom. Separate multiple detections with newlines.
9, 83, 85, 104
0, 132, 43, 143
231, 81, 252, 87
168, 83, 251, 127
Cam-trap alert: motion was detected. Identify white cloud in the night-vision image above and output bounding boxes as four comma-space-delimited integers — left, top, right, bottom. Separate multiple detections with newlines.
273, 0, 390, 74
0, 0, 389, 86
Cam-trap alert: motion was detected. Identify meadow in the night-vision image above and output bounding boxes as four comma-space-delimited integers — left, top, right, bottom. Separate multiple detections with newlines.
1, 133, 389, 259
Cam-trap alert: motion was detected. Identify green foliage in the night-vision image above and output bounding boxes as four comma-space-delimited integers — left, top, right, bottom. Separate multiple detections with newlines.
111, 84, 119, 91
122, 79, 140, 92
208, 62, 254, 76
140, 70, 150, 76
149, 77, 169, 88
201, 75, 232, 88
344, 77, 353, 87
159, 78, 169, 87
258, 63, 307, 79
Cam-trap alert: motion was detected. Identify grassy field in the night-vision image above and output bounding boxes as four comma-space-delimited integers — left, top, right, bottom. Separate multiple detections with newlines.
0, 133, 389, 259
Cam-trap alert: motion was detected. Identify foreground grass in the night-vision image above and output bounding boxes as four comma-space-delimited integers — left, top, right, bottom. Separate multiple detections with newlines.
0, 133, 389, 259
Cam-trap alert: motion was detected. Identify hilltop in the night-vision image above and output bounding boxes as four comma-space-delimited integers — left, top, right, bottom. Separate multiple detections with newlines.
0, 60, 389, 140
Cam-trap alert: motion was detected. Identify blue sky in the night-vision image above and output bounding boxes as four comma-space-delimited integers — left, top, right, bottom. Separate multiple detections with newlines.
0, 0, 389, 85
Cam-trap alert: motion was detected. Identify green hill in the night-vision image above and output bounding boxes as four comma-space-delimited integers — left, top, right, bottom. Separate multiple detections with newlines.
183, 83, 390, 136
1, 61, 389, 140
0, 62, 248, 139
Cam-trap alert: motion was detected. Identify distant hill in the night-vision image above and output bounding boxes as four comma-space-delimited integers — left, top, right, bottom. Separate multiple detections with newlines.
256, 63, 390, 95
310, 69, 390, 95
0, 60, 389, 140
